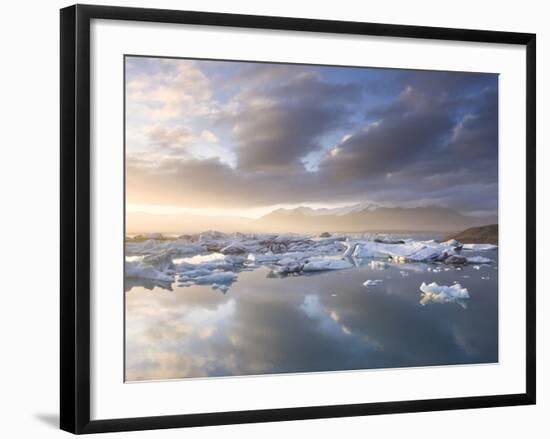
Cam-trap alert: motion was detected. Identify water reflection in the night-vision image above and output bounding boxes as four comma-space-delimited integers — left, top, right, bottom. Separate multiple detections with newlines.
125, 252, 498, 381
125, 277, 173, 292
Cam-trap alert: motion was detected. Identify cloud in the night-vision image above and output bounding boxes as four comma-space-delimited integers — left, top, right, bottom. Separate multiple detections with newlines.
218, 70, 362, 172
126, 57, 215, 122
126, 59, 498, 214
141, 125, 219, 157
320, 89, 452, 180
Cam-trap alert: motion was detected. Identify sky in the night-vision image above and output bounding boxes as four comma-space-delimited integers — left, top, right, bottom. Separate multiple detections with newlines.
125, 56, 498, 219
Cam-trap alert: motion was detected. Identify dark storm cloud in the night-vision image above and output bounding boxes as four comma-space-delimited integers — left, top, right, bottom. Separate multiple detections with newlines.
312, 71, 498, 212
320, 86, 454, 180
220, 71, 362, 172
447, 87, 498, 161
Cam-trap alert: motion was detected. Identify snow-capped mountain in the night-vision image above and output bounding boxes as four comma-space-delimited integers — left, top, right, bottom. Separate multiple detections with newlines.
256, 203, 497, 233
270, 202, 380, 217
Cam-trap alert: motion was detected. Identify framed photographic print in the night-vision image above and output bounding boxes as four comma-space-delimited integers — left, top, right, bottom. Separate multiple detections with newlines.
60, 4, 536, 434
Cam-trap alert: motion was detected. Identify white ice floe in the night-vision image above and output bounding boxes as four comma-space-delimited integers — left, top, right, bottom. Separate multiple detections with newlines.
272, 261, 303, 275
125, 260, 173, 282
223, 255, 246, 265
247, 253, 280, 263
141, 251, 176, 271
220, 242, 248, 255
467, 256, 493, 264
278, 257, 297, 266
473, 265, 481, 270
419, 282, 470, 305
370, 260, 389, 270
462, 243, 498, 251
348, 239, 459, 262
363, 279, 383, 287
302, 258, 353, 272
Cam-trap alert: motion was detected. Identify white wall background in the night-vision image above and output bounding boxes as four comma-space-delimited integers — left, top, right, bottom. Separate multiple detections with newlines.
0, 0, 547, 437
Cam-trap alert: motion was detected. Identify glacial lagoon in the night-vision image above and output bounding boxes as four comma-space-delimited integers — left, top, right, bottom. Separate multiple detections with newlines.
125, 233, 498, 381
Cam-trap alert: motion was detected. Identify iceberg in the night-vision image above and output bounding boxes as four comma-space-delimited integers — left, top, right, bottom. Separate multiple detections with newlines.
220, 242, 248, 255
349, 240, 457, 262
124, 230, 498, 293
462, 243, 498, 251
467, 256, 493, 264
363, 279, 383, 287
247, 253, 280, 263
194, 271, 237, 285
141, 251, 176, 271
302, 258, 353, 272
125, 260, 173, 282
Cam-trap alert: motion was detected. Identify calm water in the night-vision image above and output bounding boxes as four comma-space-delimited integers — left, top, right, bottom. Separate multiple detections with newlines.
125, 251, 498, 381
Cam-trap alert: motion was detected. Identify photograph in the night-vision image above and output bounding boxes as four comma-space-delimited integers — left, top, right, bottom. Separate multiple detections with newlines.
124, 56, 500, 382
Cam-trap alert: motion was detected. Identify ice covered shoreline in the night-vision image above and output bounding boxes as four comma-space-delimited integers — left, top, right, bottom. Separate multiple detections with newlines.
125, 231, 497, 293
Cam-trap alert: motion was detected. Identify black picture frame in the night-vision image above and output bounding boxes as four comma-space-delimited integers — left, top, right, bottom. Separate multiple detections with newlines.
60, 4, 536, 434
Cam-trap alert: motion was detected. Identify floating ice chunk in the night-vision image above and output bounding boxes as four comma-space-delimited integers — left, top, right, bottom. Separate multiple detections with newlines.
419, 282, 469, 305
442, 239, 460, 247
278, 257, 297, 266
224, 255, 246, 265
174, 253, 223, 265
247, 253, 280, 263
220, 242, 248, 255
352, 240, 456, 262
481, 276, 490, 280
462, 243, 498, 251
273, 262, 303, 275
467, 256, 493, 264
302, 258, 353, 272
125, 260, 173, 282
194, 271, 237, 285
141, 251, 176, 271
342, 242, 357, 258
165, 241, 206, 255
178, 268, 212, 279
473, 265, 481, 270
399, 270, 409, 277
363, 279, 383, 287
370, 260, 389, 270
353, 244, 386, 258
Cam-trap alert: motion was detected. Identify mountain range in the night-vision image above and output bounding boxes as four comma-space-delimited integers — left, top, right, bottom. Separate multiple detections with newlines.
127, 202, 497, 234
254, 203, 496, 233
